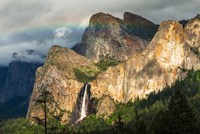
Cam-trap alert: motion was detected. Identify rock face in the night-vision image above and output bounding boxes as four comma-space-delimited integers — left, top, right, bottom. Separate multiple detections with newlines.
184, 16, 200, 54
123, 12, 158, 40
27, 15, 200, 124
0, 61, 41, 119
73, 12, 154, 62
96, 96, 115, 118
0, 67, 8, 90
27, 46, 97, 123
0, 61, 41, 103
91, 17, 200, 102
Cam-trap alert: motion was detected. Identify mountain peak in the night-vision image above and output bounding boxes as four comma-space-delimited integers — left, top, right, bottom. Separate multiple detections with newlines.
123, 12, 155, 25
89, 12, 123, 26
123, 12, 158, 40
74, 12, 150, 62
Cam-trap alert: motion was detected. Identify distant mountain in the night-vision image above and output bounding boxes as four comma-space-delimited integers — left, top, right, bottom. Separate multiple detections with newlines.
0, 61, 42, 103
0, 67, 8, 90
73, 12, 158, 62
0, 51, 43, 119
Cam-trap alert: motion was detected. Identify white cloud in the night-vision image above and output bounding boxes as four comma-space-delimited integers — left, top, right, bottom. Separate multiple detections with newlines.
54, 27, 73, 39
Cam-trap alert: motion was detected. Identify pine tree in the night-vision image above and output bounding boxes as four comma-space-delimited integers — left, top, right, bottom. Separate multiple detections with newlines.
36, 84, 67, 134
36, 84, 53, 134
134, 110, 147, 134
154, 89, 199, 134
113, 115, 125, 134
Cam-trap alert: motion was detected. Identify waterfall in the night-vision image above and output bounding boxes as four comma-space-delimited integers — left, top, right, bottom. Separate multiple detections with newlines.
76, 84, 88, 123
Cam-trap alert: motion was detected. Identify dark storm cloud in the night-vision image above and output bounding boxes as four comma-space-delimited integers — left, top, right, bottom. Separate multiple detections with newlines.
0, 0, 199, 66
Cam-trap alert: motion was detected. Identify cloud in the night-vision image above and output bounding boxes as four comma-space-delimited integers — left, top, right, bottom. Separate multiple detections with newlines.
0, 26, 84, 66
0, 0, 199, 66
0, 0, 199, 33
54, 27, 73, 39
12, 50, 45, 64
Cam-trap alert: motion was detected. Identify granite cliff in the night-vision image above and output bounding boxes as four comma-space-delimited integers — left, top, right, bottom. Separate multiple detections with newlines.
27, 14, 200, 124
27, 46, 97, 123
0, 61, 42, 103
91, 18, 200, 103
0, 51, 43, 118
73, 12, 157, 62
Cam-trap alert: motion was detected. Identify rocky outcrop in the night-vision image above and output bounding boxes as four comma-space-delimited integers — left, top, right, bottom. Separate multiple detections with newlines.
27, 15, 200, 124
73, 12, 150, 62
96, 96, 115, 118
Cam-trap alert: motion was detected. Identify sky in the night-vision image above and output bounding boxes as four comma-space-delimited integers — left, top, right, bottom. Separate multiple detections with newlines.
0, 0, 199, 66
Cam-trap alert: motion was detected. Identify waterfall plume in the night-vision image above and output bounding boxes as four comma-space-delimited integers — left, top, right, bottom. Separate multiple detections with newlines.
76, 84, 88, 123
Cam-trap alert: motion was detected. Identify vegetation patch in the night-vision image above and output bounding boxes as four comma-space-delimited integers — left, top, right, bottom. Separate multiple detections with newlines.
73, 66, 99, 83
95, 58, 121, 71
74, 58, 121, 83
0, 118, 44, 134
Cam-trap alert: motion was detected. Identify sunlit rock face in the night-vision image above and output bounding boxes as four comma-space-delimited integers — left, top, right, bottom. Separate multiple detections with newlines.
27, 15, 200, 124
184, 16, 200, 54
96, 96, 115, 118
183, 16, 200, 70
27, 46, 96, 123
91, 17, 200, 103
73, 12, 152, 62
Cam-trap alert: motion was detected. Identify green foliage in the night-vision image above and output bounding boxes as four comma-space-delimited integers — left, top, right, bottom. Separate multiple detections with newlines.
73, 67, 99, 83
189, 93, 200, 126
67, 114, 112, 134
0, 118, 67, 134
0, 118, 43, 134
0, 96, 29, 119
47, 117, 66, 134
74, 58, 121, 83
130, 111, 147, 134
95, 58, 121, 71
112, 115, 131, 134
35, 85, 67, 133
153, 90, 199, 134
108, 102, 135, 124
